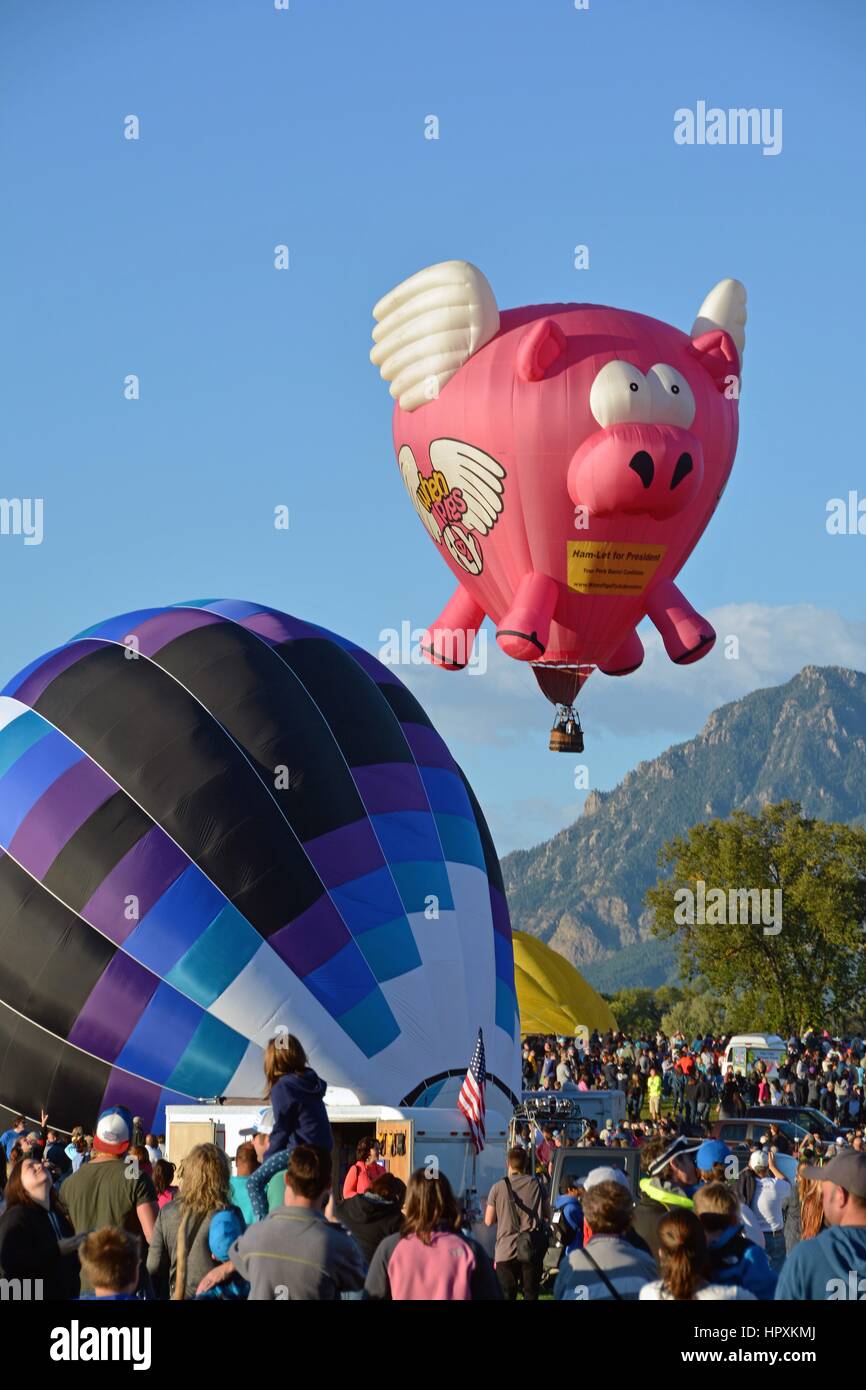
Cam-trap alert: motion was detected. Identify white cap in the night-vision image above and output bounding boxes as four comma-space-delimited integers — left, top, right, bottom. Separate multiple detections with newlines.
749, 1149, 770, 1171
239, 1107, 274, 1138
582, 1165, 630, 1192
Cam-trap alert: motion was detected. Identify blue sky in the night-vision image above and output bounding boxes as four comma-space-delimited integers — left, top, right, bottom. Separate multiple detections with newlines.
1, 0, 864, 853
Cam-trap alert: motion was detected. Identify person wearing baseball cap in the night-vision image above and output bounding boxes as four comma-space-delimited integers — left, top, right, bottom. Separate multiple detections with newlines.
237, 1109, 291, 1217
62, 1106, 158, 1295
582, 1165, 631, 1193
555, 1169, 656, 1301
734, 1147, 791, 1274
695, 1139, 767, 1252
632, 1133, 700, 1249
776, 1151, 866, 1300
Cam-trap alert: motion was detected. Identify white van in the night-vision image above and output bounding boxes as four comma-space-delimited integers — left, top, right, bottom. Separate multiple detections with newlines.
722, 1034, 787, 1079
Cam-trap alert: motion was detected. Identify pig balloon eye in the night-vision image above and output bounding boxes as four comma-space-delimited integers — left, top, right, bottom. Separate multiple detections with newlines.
589, 361, 649, 428
648, 364, 696, 427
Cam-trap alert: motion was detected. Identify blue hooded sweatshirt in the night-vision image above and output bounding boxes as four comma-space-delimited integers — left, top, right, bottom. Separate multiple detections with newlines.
705, 1224, 777, 1300
266, 1067, 332, 1157
776, 1225, 866, 1300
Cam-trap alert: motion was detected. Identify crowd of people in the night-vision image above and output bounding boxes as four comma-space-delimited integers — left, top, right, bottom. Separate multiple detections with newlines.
0, 1033, 493, 1302
521, 1026, 866, 1127
0, 1024, 865, 1301
499, 1024, 866, 1300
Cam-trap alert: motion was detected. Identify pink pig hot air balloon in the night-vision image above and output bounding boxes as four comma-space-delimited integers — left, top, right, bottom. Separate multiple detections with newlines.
370, 261, 745, 750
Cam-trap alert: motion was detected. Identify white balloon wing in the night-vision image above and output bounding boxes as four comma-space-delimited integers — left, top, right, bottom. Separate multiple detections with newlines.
371, 260, 500, 412
398, 445, 442, 541
428, 439, 505, 537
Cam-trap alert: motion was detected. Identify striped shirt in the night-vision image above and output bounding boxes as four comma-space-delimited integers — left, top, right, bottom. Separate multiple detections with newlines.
555, 1235, 657, 1301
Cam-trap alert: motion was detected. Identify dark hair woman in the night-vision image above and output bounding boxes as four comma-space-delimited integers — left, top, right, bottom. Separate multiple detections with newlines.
364, 1169, 500, 1301
152, 1159, 178, 1209
130, 1144, 153, 1179
0, 1157, 80, 1299
342, 1136, 387, 1198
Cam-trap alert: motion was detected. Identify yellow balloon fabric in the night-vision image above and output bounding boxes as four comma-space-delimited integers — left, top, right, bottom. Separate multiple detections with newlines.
513, 930, 617, 1036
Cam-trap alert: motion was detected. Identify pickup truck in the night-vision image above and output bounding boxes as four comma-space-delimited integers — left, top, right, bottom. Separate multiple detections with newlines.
541, 1144, 642, 1287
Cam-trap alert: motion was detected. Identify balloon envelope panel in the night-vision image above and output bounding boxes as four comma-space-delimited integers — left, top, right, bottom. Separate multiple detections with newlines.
512, 931, 616, 1036
0, 600, 520, 1131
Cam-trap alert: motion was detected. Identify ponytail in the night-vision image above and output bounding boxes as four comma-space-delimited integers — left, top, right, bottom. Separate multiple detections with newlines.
656, 1209, 708, 1301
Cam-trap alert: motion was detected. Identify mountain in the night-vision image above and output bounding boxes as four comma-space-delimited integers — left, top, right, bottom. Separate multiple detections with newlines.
501, 666, 866, 992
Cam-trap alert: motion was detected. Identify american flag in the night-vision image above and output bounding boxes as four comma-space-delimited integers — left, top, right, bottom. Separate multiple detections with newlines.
458, 1028, 486, 1153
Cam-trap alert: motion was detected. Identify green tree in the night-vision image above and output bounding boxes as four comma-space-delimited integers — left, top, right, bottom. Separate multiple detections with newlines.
607, 986, 677, 1035
660, 980, 733, 1038
645, 801, 866, 1036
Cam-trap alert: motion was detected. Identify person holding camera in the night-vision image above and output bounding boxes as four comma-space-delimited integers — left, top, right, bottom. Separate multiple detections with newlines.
485, 1146, 550, 1300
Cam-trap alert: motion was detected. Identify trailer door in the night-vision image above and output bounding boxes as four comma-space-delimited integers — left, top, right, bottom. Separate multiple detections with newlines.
166, 1119, 225, 1166
377, 1120, 414, 1186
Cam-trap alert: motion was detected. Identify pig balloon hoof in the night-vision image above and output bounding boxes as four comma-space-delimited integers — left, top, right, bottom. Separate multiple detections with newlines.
646, 579, 717, 666
421, 586, 486, 670
496, 573, 559, 661
670, 627, 716, 665
598, 629, 645, 677
496, 628, 546, 661
421, 628, 470, 670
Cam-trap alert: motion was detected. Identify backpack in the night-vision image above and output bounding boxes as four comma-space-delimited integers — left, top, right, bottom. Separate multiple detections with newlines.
551, 1199, 580, 1250
504, 1178, 550, 1263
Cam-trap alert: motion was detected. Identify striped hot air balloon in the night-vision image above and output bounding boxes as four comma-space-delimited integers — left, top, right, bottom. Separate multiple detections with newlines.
0, 600, 520, 1133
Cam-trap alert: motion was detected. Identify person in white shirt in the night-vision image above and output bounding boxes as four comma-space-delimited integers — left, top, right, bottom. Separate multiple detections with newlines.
555, 1053, 573, 1087
741, 1148, 790, 1274
145, 1132, 163, 1165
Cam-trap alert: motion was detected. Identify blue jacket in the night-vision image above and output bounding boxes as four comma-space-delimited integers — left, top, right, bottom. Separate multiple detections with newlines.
0, 1128, 24, 1160
553, 1194, 584, 1254
776, 1226, 866, 1300
705, 1225, 777, 1300
266, 1068, 332, 1157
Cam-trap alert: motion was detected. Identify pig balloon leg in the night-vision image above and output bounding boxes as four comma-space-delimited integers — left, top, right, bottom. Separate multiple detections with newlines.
598, 628, 645, 676
646, 578, 716, 665
421, 585, 486, 670
496, 573, 559, 661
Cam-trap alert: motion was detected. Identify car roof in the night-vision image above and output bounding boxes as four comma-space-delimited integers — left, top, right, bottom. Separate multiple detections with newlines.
745, 1105, 819, 1117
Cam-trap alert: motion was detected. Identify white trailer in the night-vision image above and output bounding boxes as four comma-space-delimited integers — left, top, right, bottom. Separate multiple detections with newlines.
164, 1096, 510, 1246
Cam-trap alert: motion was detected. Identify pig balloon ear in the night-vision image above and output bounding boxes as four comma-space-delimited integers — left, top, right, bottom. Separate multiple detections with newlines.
688, 329, 740, 392
370, 260, 499, 412
516, 317, 567, 382
690, 277, 746, 388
